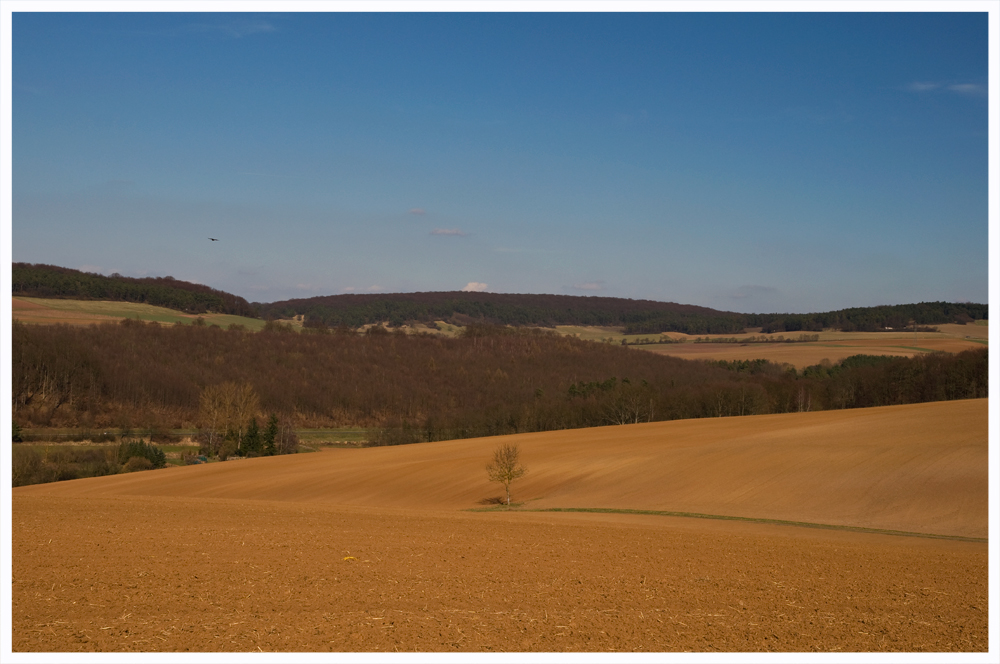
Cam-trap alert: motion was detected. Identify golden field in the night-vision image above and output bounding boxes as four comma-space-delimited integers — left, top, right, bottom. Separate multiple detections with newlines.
11, 399, 988, 652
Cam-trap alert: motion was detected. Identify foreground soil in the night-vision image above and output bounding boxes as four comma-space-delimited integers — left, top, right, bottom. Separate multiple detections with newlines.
11, 400, 989, 652
11, 497, 987, 653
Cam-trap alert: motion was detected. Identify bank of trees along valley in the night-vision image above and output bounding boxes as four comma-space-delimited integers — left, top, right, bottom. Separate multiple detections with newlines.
12, 319, 987, 445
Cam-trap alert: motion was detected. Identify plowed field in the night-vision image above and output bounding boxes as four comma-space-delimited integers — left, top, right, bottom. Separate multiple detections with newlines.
10, 400, 989, 653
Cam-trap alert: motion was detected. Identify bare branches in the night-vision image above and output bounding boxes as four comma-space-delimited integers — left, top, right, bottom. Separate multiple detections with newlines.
199, 382, 260, 454
486, 443, 527, 505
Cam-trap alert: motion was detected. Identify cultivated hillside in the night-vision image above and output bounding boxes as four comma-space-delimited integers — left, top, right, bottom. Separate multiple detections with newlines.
17, 399, 987, 539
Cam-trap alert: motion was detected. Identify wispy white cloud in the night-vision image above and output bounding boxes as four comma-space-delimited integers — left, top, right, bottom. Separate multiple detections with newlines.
184, 20, 276, 38
571, 281, 605, 292
461, 282, 489, 292
77, 264, 103, 274
409, 208, 426, 215
431, 228, 466, 236
341, 285, 382, 293
947, 83, 986, 96
905, 81, 986, 96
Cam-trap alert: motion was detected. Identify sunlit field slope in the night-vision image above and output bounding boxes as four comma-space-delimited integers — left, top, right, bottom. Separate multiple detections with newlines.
18, 399, 986, 539
12, 296, 266, 329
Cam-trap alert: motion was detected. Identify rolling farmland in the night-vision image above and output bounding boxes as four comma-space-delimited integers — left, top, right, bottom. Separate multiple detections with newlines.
12, 399, 987, 652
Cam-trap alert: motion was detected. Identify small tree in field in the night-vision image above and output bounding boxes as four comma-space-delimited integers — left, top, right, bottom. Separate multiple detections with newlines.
486, 443, 527, 505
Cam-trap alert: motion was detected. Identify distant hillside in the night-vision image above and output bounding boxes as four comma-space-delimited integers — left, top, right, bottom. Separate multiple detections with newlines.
12, 263, 986, 334
256, 291, 750, 335
257, 291, 987, 335
12, 263, 259, 318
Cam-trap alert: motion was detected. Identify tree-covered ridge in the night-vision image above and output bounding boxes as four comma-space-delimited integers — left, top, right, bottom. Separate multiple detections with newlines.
742, 302, 989, 334
259, 290, 986, 335
12, 263, 258, 318
258, 291, 752, 334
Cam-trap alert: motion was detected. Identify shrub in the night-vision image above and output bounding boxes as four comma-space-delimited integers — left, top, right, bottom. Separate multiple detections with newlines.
117, 439, 166, 469
122, 456, 154, 472
12, 445, 42, 486
218, 436, 239, 461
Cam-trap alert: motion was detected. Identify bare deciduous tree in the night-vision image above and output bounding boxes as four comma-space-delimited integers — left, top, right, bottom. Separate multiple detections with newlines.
199, 382, 260, 454
486, 443, 527, 505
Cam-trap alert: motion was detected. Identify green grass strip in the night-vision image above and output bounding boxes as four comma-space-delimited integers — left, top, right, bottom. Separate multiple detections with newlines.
477, 507, 985, 543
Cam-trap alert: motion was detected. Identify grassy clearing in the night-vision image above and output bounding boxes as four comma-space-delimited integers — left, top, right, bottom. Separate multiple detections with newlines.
287, 428, 369, 446
497, 507, 988, 543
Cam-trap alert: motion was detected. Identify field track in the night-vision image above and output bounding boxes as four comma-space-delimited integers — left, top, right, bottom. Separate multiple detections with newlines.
11, 400, 989, 652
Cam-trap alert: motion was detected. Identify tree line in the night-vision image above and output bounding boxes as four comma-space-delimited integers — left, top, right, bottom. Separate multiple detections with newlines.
13, 263, 258, 317
11, 319, 987, 442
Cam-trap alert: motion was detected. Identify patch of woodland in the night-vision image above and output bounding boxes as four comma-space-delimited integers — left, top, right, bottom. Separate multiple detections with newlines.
12, 263, 258, 317
11, 320, 987, 445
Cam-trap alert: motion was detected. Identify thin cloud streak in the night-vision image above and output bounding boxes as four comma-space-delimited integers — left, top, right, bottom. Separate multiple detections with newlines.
431, 229, 466, 236
184, 20, 277, 38
947, 83, 986, 96
905, 81, 986, 96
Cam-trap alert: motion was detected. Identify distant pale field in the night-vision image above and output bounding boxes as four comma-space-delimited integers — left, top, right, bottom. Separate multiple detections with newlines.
12, 296, 266, 330
547, 324, 988, 368
12, 400, 987, 652
638, 336, 985, 368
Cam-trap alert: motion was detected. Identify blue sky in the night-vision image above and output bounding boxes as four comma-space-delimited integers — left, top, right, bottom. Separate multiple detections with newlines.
10, 9, 992, 313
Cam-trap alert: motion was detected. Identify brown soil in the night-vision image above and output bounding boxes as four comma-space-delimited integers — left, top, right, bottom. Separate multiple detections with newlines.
11, 400, 989, 652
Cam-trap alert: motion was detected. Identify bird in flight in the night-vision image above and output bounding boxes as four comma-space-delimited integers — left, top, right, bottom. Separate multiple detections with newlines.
209, 237, 219, 241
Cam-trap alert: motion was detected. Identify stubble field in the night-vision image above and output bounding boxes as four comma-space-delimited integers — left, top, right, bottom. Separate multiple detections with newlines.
11, 400, 989, 652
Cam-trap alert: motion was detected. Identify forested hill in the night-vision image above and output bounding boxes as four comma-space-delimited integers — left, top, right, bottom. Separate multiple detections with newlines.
12, 263, 258, 318
257, 291, 749, 335
257, 291, 987, 335
11, 263, 986, 334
